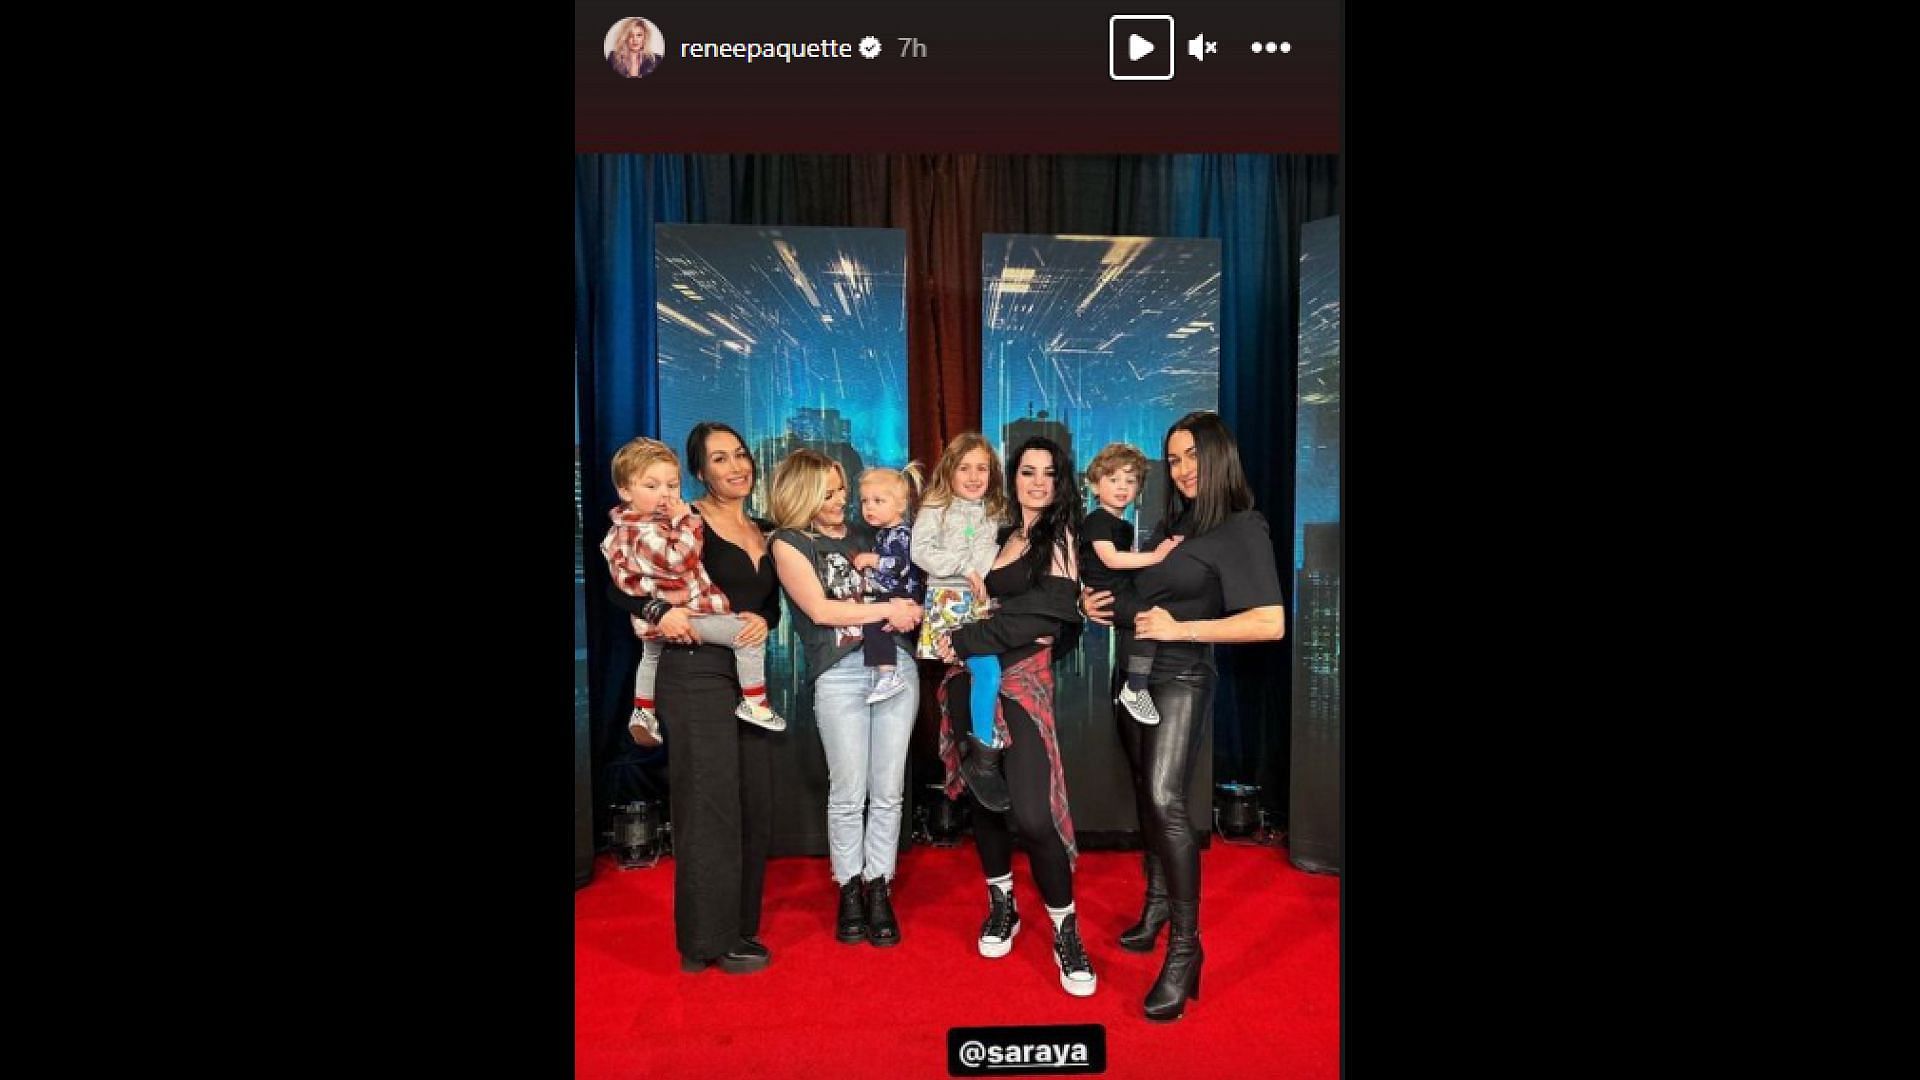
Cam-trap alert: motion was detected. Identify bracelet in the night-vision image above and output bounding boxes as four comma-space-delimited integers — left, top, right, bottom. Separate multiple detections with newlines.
642, 598, 672, 625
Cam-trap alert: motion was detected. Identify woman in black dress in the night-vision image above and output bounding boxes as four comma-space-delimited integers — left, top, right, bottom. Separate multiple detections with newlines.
605, 421, 782, 974
1119, 411, 1287, 1021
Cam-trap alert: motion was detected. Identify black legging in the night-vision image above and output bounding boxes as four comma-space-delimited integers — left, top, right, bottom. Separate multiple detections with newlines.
1116, 665, 1213, 902
951, 670, 1074, 908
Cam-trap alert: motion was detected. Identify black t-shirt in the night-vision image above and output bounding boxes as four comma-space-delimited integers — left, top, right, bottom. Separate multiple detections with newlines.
1133, 510, 1286, 680
1077, 507, 1136, 595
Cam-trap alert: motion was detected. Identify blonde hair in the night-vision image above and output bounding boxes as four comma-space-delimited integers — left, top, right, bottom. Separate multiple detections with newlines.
1085, 442, 1152, 503
611, 436, 678, 491
768, 449, 847, 532
919, 433, 1008, 521
857, 461, 925, 518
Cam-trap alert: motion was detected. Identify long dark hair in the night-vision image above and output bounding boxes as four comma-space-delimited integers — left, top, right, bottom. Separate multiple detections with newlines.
685, 421, 756, 493
1006, 436, 1084, 581
1162, 411, 1254, 537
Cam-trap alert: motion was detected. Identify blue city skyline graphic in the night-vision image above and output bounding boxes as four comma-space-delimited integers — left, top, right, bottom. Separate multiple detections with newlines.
657, 225, 910, 484
1293, 216, 1340, 573
982, 234, 1220, 540
655, 225, 910, 726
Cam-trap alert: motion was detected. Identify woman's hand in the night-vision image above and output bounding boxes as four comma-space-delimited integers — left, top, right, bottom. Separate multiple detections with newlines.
1133, 606, 1183, 641
1082, 587, 1115, 626
656, 606, 695, 645
882, 597, 923, 633
733, 611, 769, 647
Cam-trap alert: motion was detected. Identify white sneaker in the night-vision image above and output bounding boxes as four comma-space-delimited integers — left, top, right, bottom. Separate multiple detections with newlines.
628, 706, 662, 746
1052, 914, 1097, 997
1118, 685, 1161, 725
979, 887, 1021, 959
866, 669, 910, 705
736, 699, 787, 732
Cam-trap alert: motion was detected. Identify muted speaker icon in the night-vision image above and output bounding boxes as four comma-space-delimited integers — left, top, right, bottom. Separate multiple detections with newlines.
1187, 33, 1217, 61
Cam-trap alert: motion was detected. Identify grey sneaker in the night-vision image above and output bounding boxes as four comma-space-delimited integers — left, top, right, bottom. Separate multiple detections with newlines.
1118, 685, 1161, 725
866, 669, 910, 705
628, 705, 663, 746
736, 699, 787, 732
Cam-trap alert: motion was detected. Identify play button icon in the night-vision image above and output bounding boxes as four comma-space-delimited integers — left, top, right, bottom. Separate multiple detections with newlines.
1110, 15, 1175, 80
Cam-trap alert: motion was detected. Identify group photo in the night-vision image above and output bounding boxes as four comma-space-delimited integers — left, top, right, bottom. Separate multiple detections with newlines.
574, 153, 1342, 1078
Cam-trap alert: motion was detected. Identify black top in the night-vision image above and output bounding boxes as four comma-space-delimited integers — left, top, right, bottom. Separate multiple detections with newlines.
1132, 510, 1285, 680
604, 513, 782, 632
950, 527, 1084, 666
1077, 507, 1136, 596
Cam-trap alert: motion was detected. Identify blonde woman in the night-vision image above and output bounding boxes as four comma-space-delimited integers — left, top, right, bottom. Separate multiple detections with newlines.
769, 449, 924, 948
609, 17, 660, 78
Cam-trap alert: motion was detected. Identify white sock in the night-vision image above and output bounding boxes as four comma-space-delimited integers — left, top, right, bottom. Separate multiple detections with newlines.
988, 874, 1014, 903
1047, 902, 1075, 932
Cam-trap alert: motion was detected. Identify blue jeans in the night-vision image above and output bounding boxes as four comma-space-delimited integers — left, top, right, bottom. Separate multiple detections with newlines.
813, 644, 920, 883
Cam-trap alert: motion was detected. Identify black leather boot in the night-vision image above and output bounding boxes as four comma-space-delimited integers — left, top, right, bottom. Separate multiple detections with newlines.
836, 877, 868, 944
1117, 851, 1170, 952
960, 733, 1012, 813
865, 876, 900, 946
1143, 900, 1203, 1022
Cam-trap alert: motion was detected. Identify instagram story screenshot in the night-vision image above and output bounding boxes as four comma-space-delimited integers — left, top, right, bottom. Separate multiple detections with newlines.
572, 2, 1348, 1076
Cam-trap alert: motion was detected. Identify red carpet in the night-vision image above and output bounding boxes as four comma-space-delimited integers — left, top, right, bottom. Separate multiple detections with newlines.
576, 841, 1339, 1078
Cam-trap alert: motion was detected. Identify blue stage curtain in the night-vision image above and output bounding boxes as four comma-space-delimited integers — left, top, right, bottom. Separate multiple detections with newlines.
575, 155, 708, 807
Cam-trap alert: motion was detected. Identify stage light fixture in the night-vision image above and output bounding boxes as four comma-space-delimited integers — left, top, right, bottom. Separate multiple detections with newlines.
925, 783, 969, 846
607, 800, 671, 869
1214, 782, 1266, 842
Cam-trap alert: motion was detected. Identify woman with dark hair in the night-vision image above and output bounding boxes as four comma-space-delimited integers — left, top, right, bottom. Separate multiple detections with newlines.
1113, 411, 1287, 1021
604, 420, 783, 974
933, 436, 1097, 997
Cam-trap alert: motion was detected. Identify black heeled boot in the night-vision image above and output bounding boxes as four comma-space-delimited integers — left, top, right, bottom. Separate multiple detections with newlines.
1143, 900, 1203, 1023
865, 876, 900, 946
1117, 851, 1170, 952
960, 733, 1012, 813
836, 877, 868, 944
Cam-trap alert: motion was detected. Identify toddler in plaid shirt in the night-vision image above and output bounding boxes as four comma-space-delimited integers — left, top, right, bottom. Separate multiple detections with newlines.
600, 437, 785, 746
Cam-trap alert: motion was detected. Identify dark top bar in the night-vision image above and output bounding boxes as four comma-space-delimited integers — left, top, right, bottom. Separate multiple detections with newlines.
577, 0, 1340, 152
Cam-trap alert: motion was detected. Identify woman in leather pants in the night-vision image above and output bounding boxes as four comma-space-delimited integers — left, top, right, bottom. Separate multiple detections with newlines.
1112, 411, 1288, 1022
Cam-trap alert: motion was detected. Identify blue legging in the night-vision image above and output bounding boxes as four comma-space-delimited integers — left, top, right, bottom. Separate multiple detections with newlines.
967, 653, 1002, 746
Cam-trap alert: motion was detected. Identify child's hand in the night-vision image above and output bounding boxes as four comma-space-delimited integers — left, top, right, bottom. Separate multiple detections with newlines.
854, 552, 880, 570
661, 494, 689, 523
1153, 535, 1183, 557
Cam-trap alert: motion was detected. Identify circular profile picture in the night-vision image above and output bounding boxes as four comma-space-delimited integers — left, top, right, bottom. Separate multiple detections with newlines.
605, 17, 664, 78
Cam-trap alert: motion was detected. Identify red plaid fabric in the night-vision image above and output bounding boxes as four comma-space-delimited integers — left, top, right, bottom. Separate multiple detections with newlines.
599, 506, 732, 638
937, 647, 1077, 866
